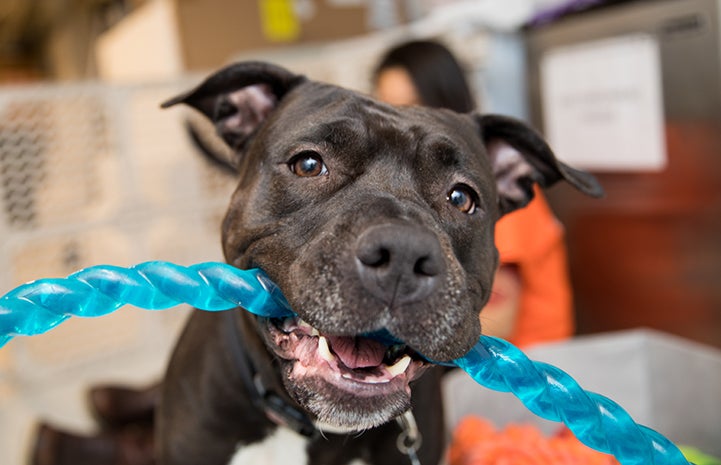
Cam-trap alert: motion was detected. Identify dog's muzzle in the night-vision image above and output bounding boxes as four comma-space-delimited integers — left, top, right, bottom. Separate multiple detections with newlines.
266, 316, 428, 393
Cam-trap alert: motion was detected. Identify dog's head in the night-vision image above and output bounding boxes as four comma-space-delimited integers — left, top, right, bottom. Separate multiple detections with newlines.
164, 61, 602, 431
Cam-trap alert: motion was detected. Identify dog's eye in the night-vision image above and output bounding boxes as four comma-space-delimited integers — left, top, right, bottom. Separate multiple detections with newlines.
288, 151, 328, 177
447, 184, 478, 215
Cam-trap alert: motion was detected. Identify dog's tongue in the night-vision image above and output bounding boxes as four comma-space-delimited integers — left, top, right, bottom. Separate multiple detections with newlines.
326, 336, 386, 369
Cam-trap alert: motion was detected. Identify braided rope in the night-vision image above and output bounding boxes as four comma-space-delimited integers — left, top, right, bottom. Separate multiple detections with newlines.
0, 261, 692, 465
455, 336, 691, 465
0, 261, 293, 346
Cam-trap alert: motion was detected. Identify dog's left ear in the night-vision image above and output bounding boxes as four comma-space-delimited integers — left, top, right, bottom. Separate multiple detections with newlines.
476, 114, 604, 216
162, 61, 306, 167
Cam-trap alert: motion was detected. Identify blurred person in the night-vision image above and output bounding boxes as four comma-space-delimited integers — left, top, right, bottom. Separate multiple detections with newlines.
373, 39, 573, 347
374, 40, 475, 113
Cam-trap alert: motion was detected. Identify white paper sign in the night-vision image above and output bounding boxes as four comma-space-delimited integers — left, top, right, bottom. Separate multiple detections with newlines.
540, 34, 666, 171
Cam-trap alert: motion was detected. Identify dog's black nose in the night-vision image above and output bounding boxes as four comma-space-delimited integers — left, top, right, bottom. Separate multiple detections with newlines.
355, 224, 445, 305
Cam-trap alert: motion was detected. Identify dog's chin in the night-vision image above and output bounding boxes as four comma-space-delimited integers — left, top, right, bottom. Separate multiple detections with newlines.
262, 317, 429, 431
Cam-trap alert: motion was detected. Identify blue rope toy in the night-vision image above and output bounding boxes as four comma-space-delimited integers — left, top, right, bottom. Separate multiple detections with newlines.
0, 261, 692, 465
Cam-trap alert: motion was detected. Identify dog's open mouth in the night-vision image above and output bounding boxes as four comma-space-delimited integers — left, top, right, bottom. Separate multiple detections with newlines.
266, 317, 428, 395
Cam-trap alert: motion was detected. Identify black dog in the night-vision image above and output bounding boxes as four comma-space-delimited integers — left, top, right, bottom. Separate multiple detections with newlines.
156, 61, 602, 465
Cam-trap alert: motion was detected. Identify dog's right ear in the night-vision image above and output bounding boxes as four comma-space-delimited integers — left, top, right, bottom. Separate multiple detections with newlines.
162, 61, 306, 164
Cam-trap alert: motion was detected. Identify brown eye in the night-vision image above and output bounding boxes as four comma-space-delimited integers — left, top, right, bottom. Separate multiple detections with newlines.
447, 185, 478, 214
288, 151, 328, 177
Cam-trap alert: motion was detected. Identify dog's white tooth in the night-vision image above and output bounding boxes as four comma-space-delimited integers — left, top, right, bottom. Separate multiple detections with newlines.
342, 373, 390, 384
386, 355, 411, 376
317, 336, 335, 362
311, 328, 320, 337
298, 320, 312, 329
367, 377, 391, 384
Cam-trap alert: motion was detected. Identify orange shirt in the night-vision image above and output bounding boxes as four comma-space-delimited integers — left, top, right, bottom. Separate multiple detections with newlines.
493, 187, 574, 348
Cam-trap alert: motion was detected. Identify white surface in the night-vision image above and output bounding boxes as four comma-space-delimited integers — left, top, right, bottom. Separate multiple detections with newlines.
0, 80, 234, 465
540, 34, 667, 171
95, 0, 183, 83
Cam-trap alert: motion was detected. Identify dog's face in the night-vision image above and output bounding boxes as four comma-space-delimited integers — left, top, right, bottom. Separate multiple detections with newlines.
164, 62, 602, 431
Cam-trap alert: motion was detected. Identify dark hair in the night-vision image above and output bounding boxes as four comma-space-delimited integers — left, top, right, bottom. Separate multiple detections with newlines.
373, 40, 476, 113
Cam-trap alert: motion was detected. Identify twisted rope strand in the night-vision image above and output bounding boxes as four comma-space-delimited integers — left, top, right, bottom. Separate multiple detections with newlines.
0, 261, 293, 343
455, 336, 691, 465
0, 261, 693, 465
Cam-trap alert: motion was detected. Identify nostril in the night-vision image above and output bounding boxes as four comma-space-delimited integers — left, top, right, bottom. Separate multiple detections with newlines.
358, 246, 391, 268
414, 256, 442, 277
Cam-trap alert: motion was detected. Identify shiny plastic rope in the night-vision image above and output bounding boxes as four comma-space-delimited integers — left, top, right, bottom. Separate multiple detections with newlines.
0, 261, 692, 465
454, 337, 691, 465
0, 261, 293, 347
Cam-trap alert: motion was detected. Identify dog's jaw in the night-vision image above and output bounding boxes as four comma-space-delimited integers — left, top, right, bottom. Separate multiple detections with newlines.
260, 316, 429, 431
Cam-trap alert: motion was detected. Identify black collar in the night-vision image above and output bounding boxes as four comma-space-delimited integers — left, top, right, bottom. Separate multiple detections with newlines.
222, 310, 318, 438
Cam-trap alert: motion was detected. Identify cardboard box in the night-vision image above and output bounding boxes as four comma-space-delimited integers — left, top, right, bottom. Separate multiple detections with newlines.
97, 0, 372, 81
175, 0, 369, 71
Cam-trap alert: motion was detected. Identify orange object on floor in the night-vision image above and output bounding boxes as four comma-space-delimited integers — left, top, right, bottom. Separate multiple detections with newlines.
448, 416, 620, 465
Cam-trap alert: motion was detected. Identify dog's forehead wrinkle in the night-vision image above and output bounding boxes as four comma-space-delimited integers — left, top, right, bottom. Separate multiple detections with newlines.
426, 137, 465, 168
298, 94, 430, 153
299, 117, 365, 144
274, 95, 479, 192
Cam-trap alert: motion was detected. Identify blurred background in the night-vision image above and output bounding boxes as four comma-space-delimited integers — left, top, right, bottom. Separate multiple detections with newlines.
0, 0, 720, 463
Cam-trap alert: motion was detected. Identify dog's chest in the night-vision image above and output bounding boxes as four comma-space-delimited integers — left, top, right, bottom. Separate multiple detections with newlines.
227, 427, 370, 465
